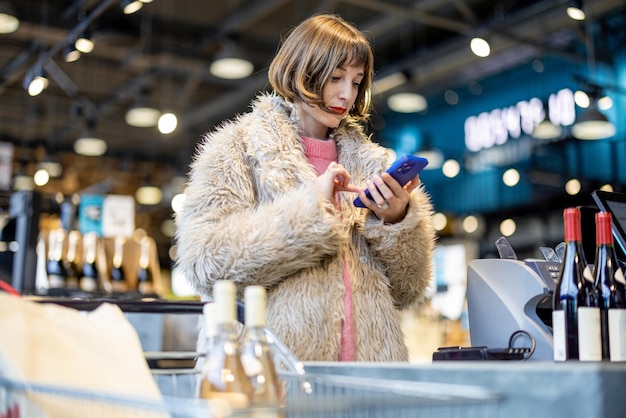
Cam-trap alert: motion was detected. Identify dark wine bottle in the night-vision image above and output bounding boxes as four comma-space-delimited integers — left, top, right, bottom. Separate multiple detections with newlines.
552, 207, 601, 361
592, 211, 626, 361
80, 232, 100, 292
64, 230, 80, 289
137, 236, 154, 295
110, 236, 128, 293
46, 229, 67, 289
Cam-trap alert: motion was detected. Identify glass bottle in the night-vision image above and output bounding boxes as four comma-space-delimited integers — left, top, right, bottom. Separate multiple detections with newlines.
553, 207, 601, 361
46, 228, 67, 289
241, 286, 284, 411
64, 230, 81, 289
80, 232, 100, 292
110, 236, 128, 293
199, 280, 253, 410
592, 211, 626, 361
137, 236, 154, 295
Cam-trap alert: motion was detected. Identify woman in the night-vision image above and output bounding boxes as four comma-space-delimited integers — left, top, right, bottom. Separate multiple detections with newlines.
175, 14, 435, 362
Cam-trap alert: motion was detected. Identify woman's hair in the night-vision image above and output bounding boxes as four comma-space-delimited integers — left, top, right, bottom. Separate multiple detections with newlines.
268, 14, 374, 121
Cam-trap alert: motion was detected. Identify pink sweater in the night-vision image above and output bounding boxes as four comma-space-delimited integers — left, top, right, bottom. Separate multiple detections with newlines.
301, 136, 355, 361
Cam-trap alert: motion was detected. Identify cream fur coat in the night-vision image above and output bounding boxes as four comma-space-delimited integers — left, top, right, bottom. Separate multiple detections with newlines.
175, 93, 436, 362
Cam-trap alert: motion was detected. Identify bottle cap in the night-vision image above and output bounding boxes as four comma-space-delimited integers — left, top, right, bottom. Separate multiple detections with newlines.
244, 285, 266, 328
595, 211, 613, 245
213, 280, 236, 324
563, 207, 582, 242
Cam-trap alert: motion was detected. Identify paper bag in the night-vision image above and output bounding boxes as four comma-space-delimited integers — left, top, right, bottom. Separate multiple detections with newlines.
0, 293, 169, 417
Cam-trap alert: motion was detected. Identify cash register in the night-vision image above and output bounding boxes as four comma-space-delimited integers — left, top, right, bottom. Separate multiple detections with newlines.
463, 190, 626, 362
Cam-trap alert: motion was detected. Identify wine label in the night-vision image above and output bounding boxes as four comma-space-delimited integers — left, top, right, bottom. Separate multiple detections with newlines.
609, 309, 626, 362
578, 307, 602, 361
552, 310, 567, 361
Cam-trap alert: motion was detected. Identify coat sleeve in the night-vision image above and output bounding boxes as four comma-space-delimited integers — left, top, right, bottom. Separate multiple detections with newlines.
175, 129, 347, 298
359, 185, 436, 309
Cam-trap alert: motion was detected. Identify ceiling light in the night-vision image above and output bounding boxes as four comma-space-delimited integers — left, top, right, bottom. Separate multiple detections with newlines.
135, 185, 162, 205
74, 136, 107, 156
571, 107, 616, 140
387, 92, 427, 113
63, 43, 81, 63
121, 0, 143, 15
157, 112, 177, 134
372, 72, 408, 95
442, 159, 460, 178
532, 119, 562, 140
470, 37, 490, 57
0, 1, 19, 34
567, 0, 585, 21
533, 103, 562, 140
126, 105, 161, 127
415, 149, 443, 170
33, 169, 50, 187
209, 38, 254, 79
597, 95, 613, 110
27, 72, 48, 96
75, 31, 94, 54
12, 174, 33, 191
37, 160, 63, 178
574, 90, 590, 108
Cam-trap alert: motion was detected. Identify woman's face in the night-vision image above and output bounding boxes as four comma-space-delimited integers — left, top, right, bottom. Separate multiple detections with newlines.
297, 63, 364, 139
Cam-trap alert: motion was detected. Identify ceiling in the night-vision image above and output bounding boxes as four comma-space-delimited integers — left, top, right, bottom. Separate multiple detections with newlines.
0, 0, 625, 232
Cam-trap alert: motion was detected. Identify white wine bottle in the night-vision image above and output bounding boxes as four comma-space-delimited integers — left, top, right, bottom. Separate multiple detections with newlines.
199, 280, 253, 410
241, 285, 284, 412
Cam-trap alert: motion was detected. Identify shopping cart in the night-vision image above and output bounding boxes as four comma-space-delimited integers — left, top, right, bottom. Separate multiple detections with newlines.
2, 297, 503, 417
1, 369, 502, 418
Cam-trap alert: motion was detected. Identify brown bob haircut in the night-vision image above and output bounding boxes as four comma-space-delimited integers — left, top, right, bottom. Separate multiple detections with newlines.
268, 14, 374, 122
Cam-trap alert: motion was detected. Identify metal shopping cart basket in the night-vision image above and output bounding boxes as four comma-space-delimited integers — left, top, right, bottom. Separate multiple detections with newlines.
4, 297, 502, 417
1, 370, 502, 418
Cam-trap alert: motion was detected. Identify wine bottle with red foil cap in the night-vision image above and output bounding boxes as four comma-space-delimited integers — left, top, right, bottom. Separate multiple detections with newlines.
592, 211, 626, 361
552, 207, 601, 361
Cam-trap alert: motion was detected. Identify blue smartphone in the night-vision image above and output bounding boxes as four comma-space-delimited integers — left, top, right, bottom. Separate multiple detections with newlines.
353, 155, 428, 208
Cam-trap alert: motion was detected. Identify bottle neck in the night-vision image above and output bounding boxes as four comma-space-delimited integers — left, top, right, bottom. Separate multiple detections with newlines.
564, 208, 582, 242
596, 212, 614, 246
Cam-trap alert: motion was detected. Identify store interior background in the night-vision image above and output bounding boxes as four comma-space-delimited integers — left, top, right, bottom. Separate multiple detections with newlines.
1, 0, 625, 362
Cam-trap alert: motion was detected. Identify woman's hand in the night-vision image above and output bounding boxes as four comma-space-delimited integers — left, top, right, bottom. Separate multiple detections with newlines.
357, 173, 421, 224
316, 162, 361, 208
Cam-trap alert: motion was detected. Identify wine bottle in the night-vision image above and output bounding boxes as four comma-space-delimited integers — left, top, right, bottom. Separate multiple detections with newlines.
592, 211, 626, 361
64, 230, 80, 289
80, 232, 100, 292
110, 236, 128, 293
137, 236, 154, 295
199, 280, 253, 409
46, 228, 67, 289
241, 286, 284, 412
552, 207, 601, 361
